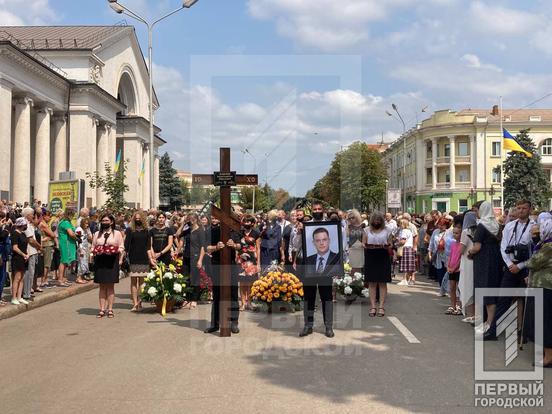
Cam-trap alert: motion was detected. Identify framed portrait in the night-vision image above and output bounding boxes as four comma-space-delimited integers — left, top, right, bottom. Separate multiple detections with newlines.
301, 221, 344, 278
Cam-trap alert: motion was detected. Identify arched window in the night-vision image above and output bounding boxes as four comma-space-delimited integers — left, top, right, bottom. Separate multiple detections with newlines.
541, 138, 552, 156
117, 71, 137, 116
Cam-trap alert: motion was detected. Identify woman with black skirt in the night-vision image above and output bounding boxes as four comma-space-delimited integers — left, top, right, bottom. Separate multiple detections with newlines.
149, 212, 175, 267
125, 210, 153, 312
92, 214, 124, 318
182, 213, 205, 309
363, 213, 393, 317
10, 218, 30, 305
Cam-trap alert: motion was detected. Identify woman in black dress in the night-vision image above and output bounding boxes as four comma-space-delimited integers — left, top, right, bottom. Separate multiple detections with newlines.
237, 215, 260, 311
468, 201, 503, 339
362, 213, 393, 317
182, 213, 205, 309
10, 217, 30, 305
92, 214, 124, 318
259, 210, 281, 270
125, 210, 153, 312
149, 212, 175, 267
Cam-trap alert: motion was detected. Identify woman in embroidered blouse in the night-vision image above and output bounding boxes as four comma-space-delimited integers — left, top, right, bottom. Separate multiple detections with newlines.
92, 213, 124, 318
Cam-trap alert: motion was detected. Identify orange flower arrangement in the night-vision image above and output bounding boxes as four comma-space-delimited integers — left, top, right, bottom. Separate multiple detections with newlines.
250, 265, 304, 312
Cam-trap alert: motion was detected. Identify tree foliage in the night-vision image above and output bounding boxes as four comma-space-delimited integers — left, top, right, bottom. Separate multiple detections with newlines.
307, 141, 387, 211
86, 161, 129, 212
503, 129, 551, 210
159, 152, 183, 209
239, 184, 296, 212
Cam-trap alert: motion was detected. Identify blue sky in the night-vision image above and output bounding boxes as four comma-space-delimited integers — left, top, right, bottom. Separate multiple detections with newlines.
2, 0, 552, 196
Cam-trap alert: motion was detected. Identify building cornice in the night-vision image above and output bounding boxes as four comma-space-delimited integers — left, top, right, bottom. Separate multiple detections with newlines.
0, 41, 69, 91
71, 82, 125, 112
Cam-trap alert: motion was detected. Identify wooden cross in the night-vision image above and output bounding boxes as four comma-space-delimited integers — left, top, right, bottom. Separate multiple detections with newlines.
192, 148, 258, 337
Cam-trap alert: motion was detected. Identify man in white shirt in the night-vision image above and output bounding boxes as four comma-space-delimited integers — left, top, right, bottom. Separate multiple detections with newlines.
494, 199, 535, 341
385, 212, 398, 234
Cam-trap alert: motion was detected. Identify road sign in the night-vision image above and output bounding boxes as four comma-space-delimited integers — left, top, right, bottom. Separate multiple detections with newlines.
387, 189, 402, 209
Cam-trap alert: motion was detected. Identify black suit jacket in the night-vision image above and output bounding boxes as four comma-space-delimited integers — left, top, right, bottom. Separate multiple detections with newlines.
304, 251, 342, 278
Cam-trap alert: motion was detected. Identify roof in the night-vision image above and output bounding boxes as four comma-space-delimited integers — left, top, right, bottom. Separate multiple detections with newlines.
0, 25, 131, 50
458, 108, 552, 123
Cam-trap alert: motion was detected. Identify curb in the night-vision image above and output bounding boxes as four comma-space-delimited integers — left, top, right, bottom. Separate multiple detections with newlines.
0, 282, 99, 321
1, 273, 131, 321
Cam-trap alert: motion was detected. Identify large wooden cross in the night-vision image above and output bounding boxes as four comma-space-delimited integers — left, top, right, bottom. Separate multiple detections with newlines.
192, 148, 258, 337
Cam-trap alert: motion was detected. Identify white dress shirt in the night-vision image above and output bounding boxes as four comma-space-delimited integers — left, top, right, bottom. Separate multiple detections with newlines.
500, 218, 535, 269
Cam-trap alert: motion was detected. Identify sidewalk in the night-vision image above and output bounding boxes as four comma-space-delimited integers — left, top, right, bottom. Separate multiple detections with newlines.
0, 272, 130, 321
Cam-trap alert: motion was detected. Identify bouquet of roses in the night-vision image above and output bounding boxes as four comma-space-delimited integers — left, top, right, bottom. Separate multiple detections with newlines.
140, 261, 189, 316
334, 263, 368, 301
92, 244, 120, 256
250, 263, 303, 312
198, 267, 213, 301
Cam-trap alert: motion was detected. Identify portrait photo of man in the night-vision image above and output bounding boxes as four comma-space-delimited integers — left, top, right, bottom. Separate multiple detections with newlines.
303, 223, 343, 278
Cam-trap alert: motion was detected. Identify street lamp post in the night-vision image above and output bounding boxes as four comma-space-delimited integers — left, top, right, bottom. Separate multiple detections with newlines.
243, 148, 257, 213
387, 104, 407, 213
107, 0, 199, 209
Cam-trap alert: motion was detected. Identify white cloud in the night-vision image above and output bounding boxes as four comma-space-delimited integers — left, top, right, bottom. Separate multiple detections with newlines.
0, 0, 57, 25
468, 1, 542, 36
461, 54, 502, 72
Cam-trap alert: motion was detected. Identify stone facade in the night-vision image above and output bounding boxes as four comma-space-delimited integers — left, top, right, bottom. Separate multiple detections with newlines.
0, 25, 163, 208
382, 109, 552, 213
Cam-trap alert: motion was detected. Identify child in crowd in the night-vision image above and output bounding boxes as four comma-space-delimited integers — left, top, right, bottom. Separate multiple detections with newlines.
446, 226, 462, 315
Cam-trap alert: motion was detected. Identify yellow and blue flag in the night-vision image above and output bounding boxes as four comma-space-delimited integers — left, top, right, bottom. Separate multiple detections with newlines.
503, 128, 533, 158
114, 149, 122, 172
139, 157, 145, 183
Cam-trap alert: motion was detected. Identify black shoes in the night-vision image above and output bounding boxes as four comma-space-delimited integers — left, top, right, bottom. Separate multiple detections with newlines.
325, 327, 335, 338
231, 324, 240, 334
483, 330, 497, 341
203, 326, 219, 334
299, 326, 313, 337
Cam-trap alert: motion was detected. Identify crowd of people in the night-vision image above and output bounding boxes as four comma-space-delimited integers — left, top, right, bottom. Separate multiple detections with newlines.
0, 198, 550, 366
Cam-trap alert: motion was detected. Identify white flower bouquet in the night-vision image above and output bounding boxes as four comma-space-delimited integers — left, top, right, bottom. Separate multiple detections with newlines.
333, 263, 368, 302
140, 261, 189, 315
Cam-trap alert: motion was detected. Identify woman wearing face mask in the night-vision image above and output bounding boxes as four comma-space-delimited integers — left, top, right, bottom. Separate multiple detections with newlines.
259, 210, 281, 271
57, 207, 77, 287
182, 213, 205, 310
93, 214, 124, 318
126, 210, 153, 312
149, 212, 175, 267
237, 215, 260, 311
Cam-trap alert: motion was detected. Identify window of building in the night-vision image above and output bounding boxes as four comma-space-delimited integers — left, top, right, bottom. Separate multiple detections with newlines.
492, 169, 502, 183
457, 169, 470, 182
445, 171, 450, 183
444, 144, 450, 157
426, 168, 432, 184
492, 142, 501, 157
457, 142, 469, 156
529, 115, 542, 122
459, 199, 468, 213
426, 142, 432, 158
541, 138, 552, 156
492, 198, 502, 208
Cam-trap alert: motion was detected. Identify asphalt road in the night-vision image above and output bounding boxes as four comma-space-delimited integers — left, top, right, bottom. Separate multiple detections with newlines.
1, 275, 550, 414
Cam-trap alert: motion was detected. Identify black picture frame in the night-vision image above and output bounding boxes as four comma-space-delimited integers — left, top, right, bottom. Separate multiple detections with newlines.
301, 221, 344, 278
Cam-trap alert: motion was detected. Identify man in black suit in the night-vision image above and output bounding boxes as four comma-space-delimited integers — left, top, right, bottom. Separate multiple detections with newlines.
299, 205, 340, 338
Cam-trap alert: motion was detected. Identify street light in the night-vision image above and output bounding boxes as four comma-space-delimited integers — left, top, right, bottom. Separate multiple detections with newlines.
387, 103, 407, 213
243, 148, 257, 213
107, 0, 200, 209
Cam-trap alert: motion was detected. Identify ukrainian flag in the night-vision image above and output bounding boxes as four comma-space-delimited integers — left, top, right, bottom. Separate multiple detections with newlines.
503, 128, 533, 158
139, 157, 145, 183
114, 149, 122, 172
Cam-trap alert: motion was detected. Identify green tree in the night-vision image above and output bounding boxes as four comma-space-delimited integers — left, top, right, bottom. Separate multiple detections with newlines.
307, 141, 387, 211
503, 129, 551, 209
159, 152, 183, 209
86, 160, 129, 212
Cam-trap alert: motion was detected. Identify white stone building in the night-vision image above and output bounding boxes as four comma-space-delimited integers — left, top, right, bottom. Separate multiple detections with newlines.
0, 25, 163, 208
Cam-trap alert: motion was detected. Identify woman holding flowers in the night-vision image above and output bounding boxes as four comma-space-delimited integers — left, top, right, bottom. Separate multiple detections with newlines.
237, 214, 261, 311
125, 210, 153, 312
93, 213, 124, 318
362, 213, 393, 317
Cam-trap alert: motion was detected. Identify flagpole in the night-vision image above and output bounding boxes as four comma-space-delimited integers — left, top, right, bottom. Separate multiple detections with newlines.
499, 96, 504, 213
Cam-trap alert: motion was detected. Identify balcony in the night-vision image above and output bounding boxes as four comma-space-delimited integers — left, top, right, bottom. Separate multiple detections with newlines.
454, 182, 472, 189
435, 156, 450, 165
425, 158, 433, 167
455, 156, 471, 164
436, 182, 452, 189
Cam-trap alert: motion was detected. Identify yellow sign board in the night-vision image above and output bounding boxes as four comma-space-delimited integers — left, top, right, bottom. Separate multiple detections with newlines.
48, 180, 84, 214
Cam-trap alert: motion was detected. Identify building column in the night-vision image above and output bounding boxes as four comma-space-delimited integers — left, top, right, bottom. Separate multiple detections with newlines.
154, 153, 160, 208
34, 106, 53, 203
432, 138, 438, 190
142, 143, 150, 210
13, 97, 33, 203
69, 112, 97, 207
470, 134, 477, 189
53, 114, 67, 180
449, 135, 456, 189
96, 123, 110, 207
0, 79, 13, 198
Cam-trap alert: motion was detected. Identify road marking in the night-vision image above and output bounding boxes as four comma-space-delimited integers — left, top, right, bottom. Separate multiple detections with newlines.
387, 316, 421, 344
